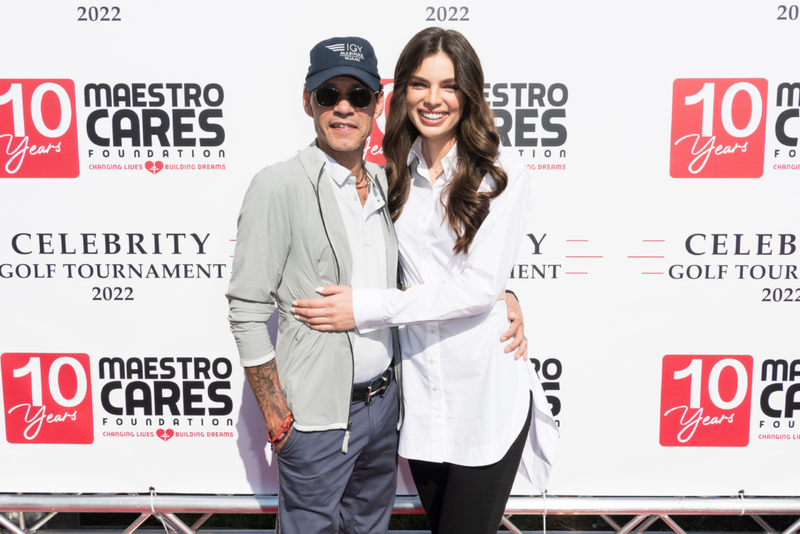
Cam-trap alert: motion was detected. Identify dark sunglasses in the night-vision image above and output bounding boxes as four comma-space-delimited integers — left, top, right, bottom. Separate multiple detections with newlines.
314, 87, 377, 109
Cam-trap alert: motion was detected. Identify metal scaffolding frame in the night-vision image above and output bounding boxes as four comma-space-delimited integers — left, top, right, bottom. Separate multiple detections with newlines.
1, 494, 799, 534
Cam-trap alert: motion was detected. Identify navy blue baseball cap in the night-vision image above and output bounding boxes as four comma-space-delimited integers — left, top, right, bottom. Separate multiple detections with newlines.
306, 36, 381, 92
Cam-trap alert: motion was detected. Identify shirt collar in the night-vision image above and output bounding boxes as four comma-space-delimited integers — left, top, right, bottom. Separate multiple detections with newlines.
316, 146, 356, 187
316, 146, 386, 210
408, 137, 458, 180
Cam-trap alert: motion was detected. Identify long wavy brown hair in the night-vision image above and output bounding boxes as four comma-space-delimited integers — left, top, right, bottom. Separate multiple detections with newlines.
384, 27, 507, 255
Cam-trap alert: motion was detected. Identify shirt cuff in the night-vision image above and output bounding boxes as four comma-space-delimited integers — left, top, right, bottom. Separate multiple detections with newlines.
239, 349, 275, 368
353, 287, 386, 333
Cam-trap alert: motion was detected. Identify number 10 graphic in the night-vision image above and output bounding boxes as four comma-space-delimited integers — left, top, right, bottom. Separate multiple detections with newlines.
1, 353, 94, 444
670, 78, 767, 179
0, 79, 80, 178
660, 354, 752, 447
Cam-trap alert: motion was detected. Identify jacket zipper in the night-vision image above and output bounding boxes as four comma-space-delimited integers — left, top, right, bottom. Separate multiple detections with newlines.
314, 164, 355, 453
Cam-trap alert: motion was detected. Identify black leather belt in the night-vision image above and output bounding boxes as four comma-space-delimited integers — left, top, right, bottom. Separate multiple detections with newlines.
352, 368, 392, 405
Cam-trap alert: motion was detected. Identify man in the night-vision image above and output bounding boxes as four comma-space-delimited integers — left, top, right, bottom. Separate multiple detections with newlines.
227, 36, 526, 534
228, 36, 401, 534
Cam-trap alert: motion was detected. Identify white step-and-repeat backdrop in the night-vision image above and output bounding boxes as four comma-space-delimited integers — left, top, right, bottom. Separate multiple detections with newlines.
1, 1, 799, 496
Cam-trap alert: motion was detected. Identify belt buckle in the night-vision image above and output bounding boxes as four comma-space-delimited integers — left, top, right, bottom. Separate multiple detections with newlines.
379, 374, 389, 397
364, 372, 390, 405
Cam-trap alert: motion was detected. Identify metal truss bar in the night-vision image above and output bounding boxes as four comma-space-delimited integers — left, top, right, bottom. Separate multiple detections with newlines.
15, 530, 783, 534
634, 514, 660, 533
156, 514, 178, 533
4, 532, 437, 534
783, 516, 800, 534
601, 515, 622, 530
1, 495, 800, 516
660, 514, 688, 534
501, 515, 524, 534
618, 515, 648, 534
162, 513, 194, 534
190, 514, 213, 531
29, 512, 59, 533
753, 515, 778, 534
500, 497, 800, 515
0, 514, 25, 534
122, 513, 151, 534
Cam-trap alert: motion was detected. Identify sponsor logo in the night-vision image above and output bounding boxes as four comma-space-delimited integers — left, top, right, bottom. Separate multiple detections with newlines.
325, 43, 365, 62
486, 82, 568, 171
0, 80, 80, 178
0, 79, 227, 176
660, 354, 753, 446
755, 357, 800, 437
670, 78, 768, 178
1, 353, 94, 443
84, 82, 227, 174
97, 355, 235, 438
0, 351, 237, 444
772, 82, 800, 170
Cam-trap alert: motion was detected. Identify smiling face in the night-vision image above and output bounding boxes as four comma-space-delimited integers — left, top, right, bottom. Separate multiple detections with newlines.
303, 76, 384, 169
405, 53, 464, 148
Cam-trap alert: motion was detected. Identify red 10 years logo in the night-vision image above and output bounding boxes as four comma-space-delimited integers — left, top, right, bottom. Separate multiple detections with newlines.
0, 80, 80, 178
1, 353, 94, 443
670, 79, 767, 178
660, 355, 752, 447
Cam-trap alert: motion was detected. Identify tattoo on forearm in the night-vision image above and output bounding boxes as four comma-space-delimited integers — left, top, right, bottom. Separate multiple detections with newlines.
245, 361, 291, 431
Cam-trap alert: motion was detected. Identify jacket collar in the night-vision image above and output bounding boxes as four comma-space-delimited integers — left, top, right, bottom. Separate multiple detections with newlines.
298, 142, 326, 190
297, 141, 353, 286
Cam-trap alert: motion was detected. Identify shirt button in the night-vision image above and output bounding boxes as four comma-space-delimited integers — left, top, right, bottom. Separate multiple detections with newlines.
435, 413, 439, 419
430, 358, 435, 363
433, 386, 438, 391
429, 328, 435, 333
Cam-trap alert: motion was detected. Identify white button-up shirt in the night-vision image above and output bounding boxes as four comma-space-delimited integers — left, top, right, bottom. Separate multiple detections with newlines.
353, 140, 557, 486
319, 149, 392, 383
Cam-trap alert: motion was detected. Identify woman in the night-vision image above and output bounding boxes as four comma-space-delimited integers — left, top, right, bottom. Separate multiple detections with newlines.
294, 27, 557, 534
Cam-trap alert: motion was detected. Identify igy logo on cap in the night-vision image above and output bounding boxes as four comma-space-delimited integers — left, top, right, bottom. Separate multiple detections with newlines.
325, 43, 364, 62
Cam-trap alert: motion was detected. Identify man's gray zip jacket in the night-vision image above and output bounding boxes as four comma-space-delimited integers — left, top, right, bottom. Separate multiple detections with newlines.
227, 143, 402, 436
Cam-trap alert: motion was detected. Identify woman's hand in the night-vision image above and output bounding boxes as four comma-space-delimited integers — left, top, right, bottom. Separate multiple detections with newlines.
292, 285, 355, 332
501, 291, 528, 361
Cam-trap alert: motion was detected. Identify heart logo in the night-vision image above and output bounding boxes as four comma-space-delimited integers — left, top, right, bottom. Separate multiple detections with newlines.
156, 428, 174, 442
146, 161, 164, 175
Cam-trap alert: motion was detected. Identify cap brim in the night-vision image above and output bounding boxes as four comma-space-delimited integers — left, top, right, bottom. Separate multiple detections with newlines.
306, 66, 381, 92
